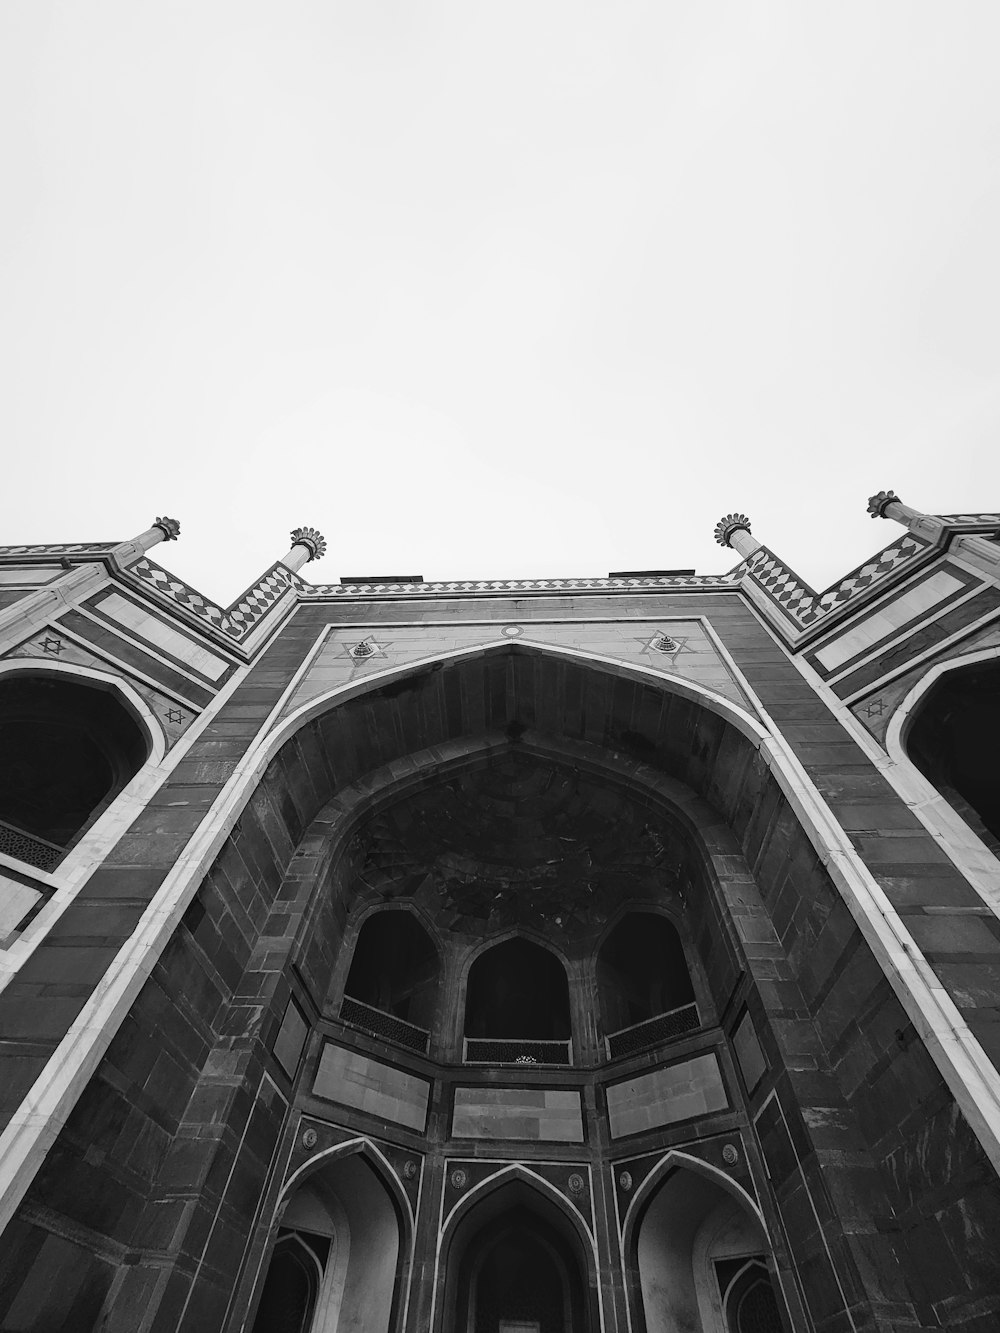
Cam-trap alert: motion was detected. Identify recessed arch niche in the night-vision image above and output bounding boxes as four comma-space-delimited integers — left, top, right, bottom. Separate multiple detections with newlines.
596, 911, 697, 1057
343, 908, 440, 1045
627, 1160, 785, 1333
252, 1148, 407, 1333
0, 671, 150, 871
330, 742, 714, 1065
904, 658, 1000, 852
439, 1175, 597, 1333
464, 937, 571, 1044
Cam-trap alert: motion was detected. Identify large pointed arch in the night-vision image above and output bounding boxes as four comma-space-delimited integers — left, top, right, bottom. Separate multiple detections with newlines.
259, 1135, 416, 1333
433, 1162, 601, 1333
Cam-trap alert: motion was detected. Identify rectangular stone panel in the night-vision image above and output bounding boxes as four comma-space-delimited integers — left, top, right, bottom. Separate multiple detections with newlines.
606, 1052, 728, 1139
0, 566, 62, 584
94, 591, 230, 680
452, 1087, 584, 1142
273, 998, 308, 1078
813, 570, 966, 671
732, 1012, 767, 1093
313, 1042, 429, 1131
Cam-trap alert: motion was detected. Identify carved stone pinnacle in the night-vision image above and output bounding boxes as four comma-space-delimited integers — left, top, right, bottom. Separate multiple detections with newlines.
153, 516, 180, 541
713, 513, 752, 548
290, 526, 327, 562
866, 490, 900, 520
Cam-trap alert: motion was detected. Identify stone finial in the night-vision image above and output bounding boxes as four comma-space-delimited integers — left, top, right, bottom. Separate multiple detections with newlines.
867, 490, 900, 520
289, 526, 327, 562
152, 516, 181, 541
713, 513, 753, 548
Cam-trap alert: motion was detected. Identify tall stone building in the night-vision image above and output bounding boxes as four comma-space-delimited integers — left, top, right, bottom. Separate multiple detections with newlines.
0, 493, 999, 1333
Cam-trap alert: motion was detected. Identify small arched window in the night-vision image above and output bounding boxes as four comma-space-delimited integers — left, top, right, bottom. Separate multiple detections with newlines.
906, 661, 1000, 853
464, 938, 572, 1065
598, 913, 698, 1058
341, 910, 438, 1053
0, 674, 148, 872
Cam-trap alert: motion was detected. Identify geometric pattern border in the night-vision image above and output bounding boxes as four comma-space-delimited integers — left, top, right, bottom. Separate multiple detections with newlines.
5, 511, 972, 653
125, 559, 294, 641
746, 534, 927, 630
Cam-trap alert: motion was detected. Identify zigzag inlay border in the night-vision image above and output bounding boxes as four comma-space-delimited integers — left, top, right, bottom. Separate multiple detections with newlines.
745, 533, 930, 631
0, 543, 117, 556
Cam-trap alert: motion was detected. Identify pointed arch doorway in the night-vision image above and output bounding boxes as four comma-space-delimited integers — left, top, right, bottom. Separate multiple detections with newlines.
625, 1156, 787, 1333
439, 1175, 597, 1333
250, 1147, 407, 1333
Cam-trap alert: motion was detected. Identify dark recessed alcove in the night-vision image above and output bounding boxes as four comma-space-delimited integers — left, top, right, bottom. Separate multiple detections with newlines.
597, 912, 695, 1034
907, 662, 1000, 848
344, 909, 439, 1030
465, 938, 571, 1042
0, 674, 147, 868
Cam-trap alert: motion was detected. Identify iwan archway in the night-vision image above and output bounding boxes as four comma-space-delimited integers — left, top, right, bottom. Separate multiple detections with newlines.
5, 643, 1000, 1333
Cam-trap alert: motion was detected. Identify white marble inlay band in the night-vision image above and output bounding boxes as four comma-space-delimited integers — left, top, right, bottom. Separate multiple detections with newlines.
96, 591, 230, 680
0, 567, 62, 586
814, 570, 965, 671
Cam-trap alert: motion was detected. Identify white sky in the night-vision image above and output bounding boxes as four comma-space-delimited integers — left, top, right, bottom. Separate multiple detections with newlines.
2, 3, 1000, 603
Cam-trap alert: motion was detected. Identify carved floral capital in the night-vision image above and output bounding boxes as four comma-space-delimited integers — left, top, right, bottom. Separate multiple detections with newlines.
866, 490, 900, 519
153, 516, 180, 541
713, 513, 752, 548
289, 526, 327, 561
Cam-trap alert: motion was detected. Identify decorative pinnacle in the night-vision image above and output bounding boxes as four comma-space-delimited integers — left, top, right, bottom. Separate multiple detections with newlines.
289, 526, 327, 562
867, 489, 900, 519
713, 513, 752, 548
152, 516, 180, 541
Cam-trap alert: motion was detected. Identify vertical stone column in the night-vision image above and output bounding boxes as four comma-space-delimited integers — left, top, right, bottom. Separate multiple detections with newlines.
112, 516, 181, 568
279, 526, 328, 574
868, 490, 1000, 583
713, 512, 762, 560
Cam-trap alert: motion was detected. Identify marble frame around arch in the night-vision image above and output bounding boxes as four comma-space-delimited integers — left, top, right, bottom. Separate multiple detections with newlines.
430, 1162, 603, 1333
265, 1135, 417, 1333
617, 1150, 780, 1333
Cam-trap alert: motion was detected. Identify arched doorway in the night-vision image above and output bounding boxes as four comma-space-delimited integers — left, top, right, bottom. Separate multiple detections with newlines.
252, 1150, 405, 1333
628, 1160, 785, 1333
441, 1177, 595, 1333
0, 672, 149, 871
464, 938, 572, 1065
597, 912, 698, 1058
342, 909, 439, 1053
905, 658, 1000, 853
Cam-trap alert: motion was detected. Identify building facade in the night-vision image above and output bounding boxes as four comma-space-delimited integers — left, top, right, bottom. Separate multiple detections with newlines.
0, 494, 999, 1332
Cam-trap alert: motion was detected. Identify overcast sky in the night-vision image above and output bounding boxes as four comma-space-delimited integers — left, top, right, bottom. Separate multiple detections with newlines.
2, 2, 999, 603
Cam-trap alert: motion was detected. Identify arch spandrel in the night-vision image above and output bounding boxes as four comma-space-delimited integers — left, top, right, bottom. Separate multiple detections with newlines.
276, 632, 761, 733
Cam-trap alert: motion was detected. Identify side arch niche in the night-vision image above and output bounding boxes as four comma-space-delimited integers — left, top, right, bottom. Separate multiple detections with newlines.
903, 657, 1000, 854
463, 937, 572, 1065
627, 1159, 785, 1333
596, 911, 698, 1058
438, 1175, 598, 1333
252, 1147, 407, 1333
341, 908, 440, 1053
0, 670, 150, 872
